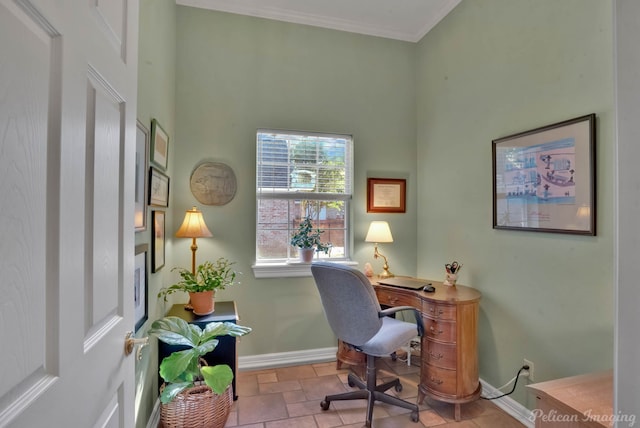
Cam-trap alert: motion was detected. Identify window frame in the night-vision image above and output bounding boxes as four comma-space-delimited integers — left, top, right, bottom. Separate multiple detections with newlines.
253, 129, 355, 278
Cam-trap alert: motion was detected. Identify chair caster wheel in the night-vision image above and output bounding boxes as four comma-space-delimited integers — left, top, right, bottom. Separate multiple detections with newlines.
411, 411, 419, 422
320, 400, 330, 411
395, 382, 403, 392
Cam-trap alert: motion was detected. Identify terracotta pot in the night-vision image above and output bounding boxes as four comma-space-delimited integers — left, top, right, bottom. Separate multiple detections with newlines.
299, 248, 315, 263
190, 290, 215, 315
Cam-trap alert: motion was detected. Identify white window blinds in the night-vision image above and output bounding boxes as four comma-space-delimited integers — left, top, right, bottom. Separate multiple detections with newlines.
256, 130, 353, 200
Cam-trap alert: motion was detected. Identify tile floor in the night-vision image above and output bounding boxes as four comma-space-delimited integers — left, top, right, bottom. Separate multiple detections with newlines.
225, 353, 526, 428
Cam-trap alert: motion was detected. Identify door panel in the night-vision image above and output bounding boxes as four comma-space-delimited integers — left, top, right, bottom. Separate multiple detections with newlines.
0, 0, 138, 426
87, 69, 124, 329
0, 0, 58, 420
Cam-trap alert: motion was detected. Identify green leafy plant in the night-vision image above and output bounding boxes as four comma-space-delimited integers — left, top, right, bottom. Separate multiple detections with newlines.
157, 257, 239, 301
149, 316, 251, 404
290, 216, 330, 253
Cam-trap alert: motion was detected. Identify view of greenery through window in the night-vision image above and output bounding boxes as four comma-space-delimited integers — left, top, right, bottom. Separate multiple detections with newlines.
256, 130, 353, 262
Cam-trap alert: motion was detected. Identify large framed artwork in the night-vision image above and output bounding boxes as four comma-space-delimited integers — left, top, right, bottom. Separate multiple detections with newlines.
492, 113, 596, 235
134, 244, 149, 331
152, 210, 165, 273
135, 120, 149, 232
367, 178, 406, 213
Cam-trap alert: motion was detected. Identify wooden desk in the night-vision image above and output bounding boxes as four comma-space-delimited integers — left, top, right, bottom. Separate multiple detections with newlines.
527, 371, 613, 427
336, 277, 482, 421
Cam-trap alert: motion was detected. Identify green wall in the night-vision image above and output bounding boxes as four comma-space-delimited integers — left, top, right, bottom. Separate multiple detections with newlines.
415, 0, 614, 406
172, 8, 418, 356
136, 0, 616, 421
136, 1, 177, 426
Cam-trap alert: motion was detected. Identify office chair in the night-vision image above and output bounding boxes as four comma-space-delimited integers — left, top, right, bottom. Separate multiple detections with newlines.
311, 262, 424, 427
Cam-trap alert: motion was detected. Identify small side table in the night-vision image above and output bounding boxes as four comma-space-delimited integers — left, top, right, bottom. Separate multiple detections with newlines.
158, 301, 240, 400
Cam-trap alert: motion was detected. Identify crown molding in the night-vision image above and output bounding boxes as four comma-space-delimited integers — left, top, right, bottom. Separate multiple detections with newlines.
176, 0, 461, 43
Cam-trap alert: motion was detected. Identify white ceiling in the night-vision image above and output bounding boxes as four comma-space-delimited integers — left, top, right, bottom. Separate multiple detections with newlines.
175, 0, 462, 42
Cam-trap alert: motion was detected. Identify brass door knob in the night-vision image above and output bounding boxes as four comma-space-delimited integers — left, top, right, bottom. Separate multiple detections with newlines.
124, 331, 149, 361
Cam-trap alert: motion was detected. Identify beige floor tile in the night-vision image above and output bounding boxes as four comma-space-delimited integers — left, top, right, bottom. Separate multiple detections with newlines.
235, 362, 525, 428
237, 393, 288, 425
265, 415, 318, 428
258, 379, 302, 394
276, 364, 319, 381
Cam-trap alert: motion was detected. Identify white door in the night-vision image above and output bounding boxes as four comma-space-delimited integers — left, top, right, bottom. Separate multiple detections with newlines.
0, 0, 139, 427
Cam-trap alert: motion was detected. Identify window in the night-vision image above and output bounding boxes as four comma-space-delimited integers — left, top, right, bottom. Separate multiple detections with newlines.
255, 129, 353, 272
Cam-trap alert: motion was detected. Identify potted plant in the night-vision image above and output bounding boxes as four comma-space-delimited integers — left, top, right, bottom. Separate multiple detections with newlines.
149, 316, 251, 428
290, 216, 330, 262
158, 257, 239, 315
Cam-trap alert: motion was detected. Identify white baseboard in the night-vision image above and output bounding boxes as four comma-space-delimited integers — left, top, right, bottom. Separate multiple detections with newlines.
479, 378, 534, 427
145, 399, 160, 428
238, 346, 338, 370
146, 347, 535, 428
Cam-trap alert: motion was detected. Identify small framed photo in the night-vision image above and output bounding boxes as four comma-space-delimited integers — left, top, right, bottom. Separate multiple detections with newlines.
134, 244, 149, 331
149, 167, 170, 207
135, 120, 149, 232
367, 178, 406, 213
152, 211, 165, 273
492, 113, 596, 235
150, 118, 169, 170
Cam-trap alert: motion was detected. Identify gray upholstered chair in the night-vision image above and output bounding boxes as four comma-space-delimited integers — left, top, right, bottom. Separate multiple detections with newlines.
311, 262, 424, 427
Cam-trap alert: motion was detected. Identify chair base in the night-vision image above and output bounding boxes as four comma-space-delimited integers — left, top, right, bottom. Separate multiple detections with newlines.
321, 354, 420, 427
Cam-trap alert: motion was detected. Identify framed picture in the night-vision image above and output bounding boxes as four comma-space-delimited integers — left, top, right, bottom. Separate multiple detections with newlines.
152, 211, 165, 273
367, 178, 406, 213
135, 120, 149, 232
492, 113, 596, 235
134, 244, 149, 331
149, 167, 170, 207
150, 118, 169, 170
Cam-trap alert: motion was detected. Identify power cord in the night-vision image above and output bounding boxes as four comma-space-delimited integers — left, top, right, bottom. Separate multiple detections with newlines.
481, 365, 529, 400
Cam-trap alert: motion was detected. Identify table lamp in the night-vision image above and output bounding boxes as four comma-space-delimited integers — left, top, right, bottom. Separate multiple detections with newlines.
365, 221, 394, 278
175, 206, 212, 275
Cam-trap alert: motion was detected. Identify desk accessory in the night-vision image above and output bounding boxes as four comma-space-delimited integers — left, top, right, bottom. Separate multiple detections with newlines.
365, 220, 394, 278
444, 261, 462, 286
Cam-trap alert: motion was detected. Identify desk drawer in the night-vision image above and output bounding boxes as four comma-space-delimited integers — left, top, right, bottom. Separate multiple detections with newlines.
376, 288, 420, 309
424, 318, 456, 343
423, 302, 456, 321
423, 365, 457, 396
424, 339, 456, 369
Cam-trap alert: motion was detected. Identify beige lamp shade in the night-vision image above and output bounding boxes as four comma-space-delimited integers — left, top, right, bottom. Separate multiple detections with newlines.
176, 206, 213, 238
365, 221, 393, 243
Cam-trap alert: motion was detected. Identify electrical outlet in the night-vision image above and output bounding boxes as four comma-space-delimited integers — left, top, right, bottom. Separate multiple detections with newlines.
523, 358, 534, 381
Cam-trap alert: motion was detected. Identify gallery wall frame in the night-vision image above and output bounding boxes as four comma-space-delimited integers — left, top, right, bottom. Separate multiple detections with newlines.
149, 167, 170, 207
152, 211, 165, 273
134, 244, 149, 331
367, 178, 406, 213
150, 118, 169, 170
135, 120, 149, 232
492, 113, 596, 235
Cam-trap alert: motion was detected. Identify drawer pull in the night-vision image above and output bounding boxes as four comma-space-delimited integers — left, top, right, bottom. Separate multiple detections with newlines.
388, 297, 398, 305
429, 376, 443, 385
429, 307, 444, 316
428, 351, 443, 360
429, 326, 443, 335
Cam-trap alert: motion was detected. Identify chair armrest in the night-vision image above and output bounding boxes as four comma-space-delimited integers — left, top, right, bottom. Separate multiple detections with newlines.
379, 306, 424, 337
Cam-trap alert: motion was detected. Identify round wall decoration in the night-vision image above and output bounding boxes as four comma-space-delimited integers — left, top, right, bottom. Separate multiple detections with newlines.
190, 162, 237, 206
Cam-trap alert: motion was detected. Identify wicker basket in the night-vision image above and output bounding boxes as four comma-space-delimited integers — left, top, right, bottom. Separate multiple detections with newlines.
160, 383, 232, 428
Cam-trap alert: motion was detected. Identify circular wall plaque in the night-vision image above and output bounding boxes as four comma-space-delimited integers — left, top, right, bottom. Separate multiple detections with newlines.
190, 162, 237, 206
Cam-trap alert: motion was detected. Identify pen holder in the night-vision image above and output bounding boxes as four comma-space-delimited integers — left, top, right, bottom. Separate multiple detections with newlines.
443, 273, 458, 286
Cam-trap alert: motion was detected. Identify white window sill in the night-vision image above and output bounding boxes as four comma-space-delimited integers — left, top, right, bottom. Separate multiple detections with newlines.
251, 260, 359, 279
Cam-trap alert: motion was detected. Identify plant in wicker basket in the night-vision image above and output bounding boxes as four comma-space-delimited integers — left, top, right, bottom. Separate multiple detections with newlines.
149, 316, 251, 428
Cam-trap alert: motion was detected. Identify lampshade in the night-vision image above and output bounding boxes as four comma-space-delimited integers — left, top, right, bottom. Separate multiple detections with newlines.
175, 206, 213, 238
365, 221, 393, 243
